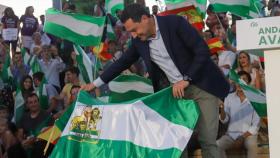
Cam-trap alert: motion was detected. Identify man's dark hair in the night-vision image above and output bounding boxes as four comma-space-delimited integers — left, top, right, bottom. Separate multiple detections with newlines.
120, 3, 150, 23
26, 93, 39, 102
237, 70, 252, 84
65, 66, 80, 76
32, 71, 44, 81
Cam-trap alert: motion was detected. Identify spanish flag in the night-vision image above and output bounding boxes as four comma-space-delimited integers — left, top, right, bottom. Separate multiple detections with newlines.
158, 5, 204, 31
206, 37, 225, 55
37, 125, 61, 144
92, 42, 113, 61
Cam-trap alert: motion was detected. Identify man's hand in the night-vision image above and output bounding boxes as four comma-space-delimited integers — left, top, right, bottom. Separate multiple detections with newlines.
172, 80, 190, 99
80, 83, 96, 91
231, 136, 245, 149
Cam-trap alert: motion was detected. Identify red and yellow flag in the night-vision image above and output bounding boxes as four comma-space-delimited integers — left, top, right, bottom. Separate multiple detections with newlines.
206, 37, 225, 55
158, 5, 204, 31
37, 125, 61, 144
92, 42, 113, 61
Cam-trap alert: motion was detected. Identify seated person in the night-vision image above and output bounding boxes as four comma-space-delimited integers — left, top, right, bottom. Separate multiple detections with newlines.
217, 71, 260, 158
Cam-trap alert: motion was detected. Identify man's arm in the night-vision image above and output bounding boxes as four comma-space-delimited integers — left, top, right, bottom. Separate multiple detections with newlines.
81, 42, 140, 91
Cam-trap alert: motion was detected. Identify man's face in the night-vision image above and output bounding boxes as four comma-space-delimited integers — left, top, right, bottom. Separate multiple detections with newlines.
27, 96, 40, 113
123, 16, 151, 41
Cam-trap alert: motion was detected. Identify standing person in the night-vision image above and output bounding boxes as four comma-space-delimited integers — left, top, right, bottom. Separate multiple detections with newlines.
82, 4, 230, 158
19, 6, 39, 52
1, 7, 20, 53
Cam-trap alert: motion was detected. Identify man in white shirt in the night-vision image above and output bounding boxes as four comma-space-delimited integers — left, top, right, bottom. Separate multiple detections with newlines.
217, 71, 260, 158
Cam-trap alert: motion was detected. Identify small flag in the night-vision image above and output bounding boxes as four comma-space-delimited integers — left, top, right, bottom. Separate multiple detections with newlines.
206, 37, 225, 55
73, 45, 95, 84
229, 70, 267, 117
105, 0, 124, 17
158, 5, 204, 31
44, 8, 106, 46
164, 0, 207, 17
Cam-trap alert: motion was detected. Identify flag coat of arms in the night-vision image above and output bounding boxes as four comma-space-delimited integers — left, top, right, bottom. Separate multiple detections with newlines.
50, 88, 200, 158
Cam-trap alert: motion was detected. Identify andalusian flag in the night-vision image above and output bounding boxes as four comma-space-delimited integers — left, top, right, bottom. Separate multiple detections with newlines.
50, 88, 200, 158
164, 0, 207, 17
108, 74, 154, 103
229, 70, 267, 117
209, 0, 262, 19
206, 37, 225, 55
0, 52, 13, 84
35, 78, 49, 110
106, 17, 116, 40
158, 5, 204, 31
13, 88, 25, 125
44, 8, 106, 46
28, 55, 41, 76
21, 48, 30, 65
105, 0, 124, 17
73, 45, 94, 84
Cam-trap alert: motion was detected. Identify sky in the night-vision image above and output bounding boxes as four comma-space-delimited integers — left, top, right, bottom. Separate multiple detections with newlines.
0, 0, 52, 18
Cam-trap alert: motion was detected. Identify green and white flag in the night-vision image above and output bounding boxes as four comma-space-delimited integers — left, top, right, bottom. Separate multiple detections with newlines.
44, 8, 106, 46
0, 52, 13, 84
14, 89, 25, 125
209, 0, 262, 19
73, 44, 94, 84
50, 88, 200, 158
105, 0, 124, 17
106, 17, 116, 40
35, 78, 49, 110
21, 48, 30, 65
164, 0, 207, 17
108, 74, 154, 103
28, 55, 41, 76
229, 70, 267, 117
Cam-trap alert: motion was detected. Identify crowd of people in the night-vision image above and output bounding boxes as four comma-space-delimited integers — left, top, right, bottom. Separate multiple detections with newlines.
0, 0, 278, 157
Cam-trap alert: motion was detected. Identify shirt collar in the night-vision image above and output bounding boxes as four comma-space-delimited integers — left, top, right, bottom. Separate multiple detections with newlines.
148, 15, 160, 41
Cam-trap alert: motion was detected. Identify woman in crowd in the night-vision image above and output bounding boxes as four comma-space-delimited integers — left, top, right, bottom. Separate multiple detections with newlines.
19, 6, 39, 52
236, 51, 265, 90
1, 7, 20, 52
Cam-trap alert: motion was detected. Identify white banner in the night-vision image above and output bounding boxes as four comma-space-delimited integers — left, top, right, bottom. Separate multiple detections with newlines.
236, 16, 280, 50
2, 28, 18, 41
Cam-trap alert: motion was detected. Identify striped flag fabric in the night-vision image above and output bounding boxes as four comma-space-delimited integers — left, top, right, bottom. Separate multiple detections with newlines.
105, 0, 124, 17
35, 78, 49, 110
108, 74, 154, 103
28, 55, 41, 76
0, 51, 13, 84
229, 70, 267, 117
73, 44, 94, 84
209, 0, 262, 19
50, 88, 200, 158
206, 37, 225, 55
164, 0, 207, 17
21, 48, 30, 65
158, 5, 204, 31
44, 8, 106, 46
13, 89, 25, 125
106, 17, 116, 40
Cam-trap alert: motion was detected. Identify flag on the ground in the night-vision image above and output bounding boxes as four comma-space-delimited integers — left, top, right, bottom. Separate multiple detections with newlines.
50, 88, 200, 158
73, 45, 94, 84
44, 8, 106, 46
164, 0, 207, 17
206, 37, 225, 55
105, 0, 124, 17
229, 70, 267, 117
108, 74, 154, 103
209, 0, 262, 19
159, 5, 204, 31
13, 88, 25, 125
106, 17, 116, 40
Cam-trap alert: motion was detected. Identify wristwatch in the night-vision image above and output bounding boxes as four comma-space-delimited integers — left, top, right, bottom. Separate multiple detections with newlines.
183, 75, 192, 82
